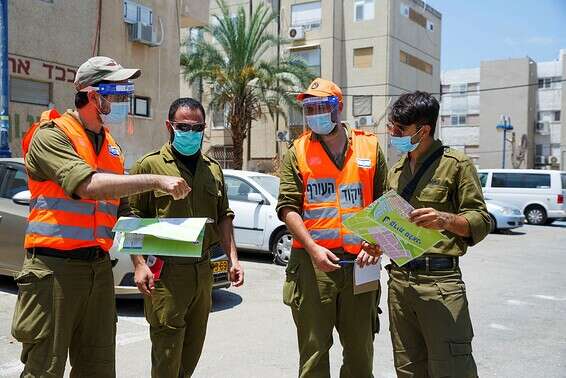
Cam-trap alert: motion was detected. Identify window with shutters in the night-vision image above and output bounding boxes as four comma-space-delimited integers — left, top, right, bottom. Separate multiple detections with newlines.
353, 47, 373, 69
400, 50, 432, 75
291, 1, 321, 29
353, 96, 372, 117
10, 77, 52, 106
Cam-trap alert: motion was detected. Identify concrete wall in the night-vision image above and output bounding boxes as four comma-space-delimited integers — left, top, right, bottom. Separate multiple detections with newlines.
479, 58, 536, 169
9, 0, 209, 167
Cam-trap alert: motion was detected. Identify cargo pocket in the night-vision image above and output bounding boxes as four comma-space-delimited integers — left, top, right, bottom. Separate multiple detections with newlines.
435, 280, 466, 298
282, 262, 301, 310
11, 268, 54, 343
416, 185, 450, 211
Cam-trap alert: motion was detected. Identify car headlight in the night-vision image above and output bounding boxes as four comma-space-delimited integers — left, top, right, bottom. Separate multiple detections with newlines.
499, 207, 514, 215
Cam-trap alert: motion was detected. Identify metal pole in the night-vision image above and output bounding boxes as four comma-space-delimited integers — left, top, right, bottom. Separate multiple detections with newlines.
0, 0, 11, 157
502, 129, 506, 168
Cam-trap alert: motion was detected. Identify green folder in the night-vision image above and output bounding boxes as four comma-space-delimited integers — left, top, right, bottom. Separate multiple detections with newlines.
112, 217, 208, 257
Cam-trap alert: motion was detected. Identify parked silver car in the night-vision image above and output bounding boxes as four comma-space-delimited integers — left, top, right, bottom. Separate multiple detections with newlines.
0, 158, 230, 296
485, 198, 525, 232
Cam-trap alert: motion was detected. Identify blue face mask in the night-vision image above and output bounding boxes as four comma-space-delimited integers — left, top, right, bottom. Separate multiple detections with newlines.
305, 112, 335, 135
172, 129, 203, 156
100, 102, 129, 124
390, 129, 423, 153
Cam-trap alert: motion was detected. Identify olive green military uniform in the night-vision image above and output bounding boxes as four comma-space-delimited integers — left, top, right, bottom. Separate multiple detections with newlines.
129, 143, 233, 378
12, 111, 124, 377
277, 124, 388, 378
387, 140, 491, 378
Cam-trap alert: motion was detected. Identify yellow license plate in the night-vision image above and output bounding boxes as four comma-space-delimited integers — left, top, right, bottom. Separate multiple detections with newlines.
212, 260, 229, 273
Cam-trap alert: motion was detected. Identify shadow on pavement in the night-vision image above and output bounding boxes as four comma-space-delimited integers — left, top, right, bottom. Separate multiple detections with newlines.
211, 289, 242, 312
114, 288, 243, 317
500, 229, 526, 236
238, 250, 280, 266
0, 275, 18, 295
116, 297, 145, 317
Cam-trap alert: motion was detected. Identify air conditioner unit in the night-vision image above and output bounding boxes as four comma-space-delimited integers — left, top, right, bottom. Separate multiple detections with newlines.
276, 130, 290, 142
355, 116, 374, 128
550, 156, 559, 165
129, 21, 158, 46
535, 121, 550, 134
535, 156, 547, 165
288, 26, 305, 40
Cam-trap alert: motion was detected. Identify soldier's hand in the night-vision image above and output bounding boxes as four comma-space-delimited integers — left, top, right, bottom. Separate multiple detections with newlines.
134, 263, 155, 296
356, 249, 381, 268
309, 245, 341, 272
229, 260, 244, 287
158, 176, 191, 200
361, 240, 382, 258
409, 208, 452, 230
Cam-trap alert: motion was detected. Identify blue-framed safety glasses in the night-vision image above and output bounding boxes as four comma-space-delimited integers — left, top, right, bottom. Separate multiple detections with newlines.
81, 82, 135, 103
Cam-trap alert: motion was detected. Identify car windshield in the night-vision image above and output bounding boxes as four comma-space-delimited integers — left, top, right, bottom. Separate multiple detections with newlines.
250, 175, 280, 198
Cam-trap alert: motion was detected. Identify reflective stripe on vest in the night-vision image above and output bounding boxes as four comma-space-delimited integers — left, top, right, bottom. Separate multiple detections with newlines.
96, 226, 115, 240
309, 228, 340, 241
27, 222, 94, 241
303, 207, 339, 219
98, 201, 119, 217
343, 233, 362, 245
30, 197, 95, 215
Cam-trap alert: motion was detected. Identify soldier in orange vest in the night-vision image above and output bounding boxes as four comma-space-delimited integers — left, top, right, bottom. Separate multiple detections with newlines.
277, 78, 387, 377
11, 56, 190, 378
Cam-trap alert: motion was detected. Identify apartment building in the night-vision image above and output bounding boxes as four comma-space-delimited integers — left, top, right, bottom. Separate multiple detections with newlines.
183, 0, 442, 170
440, 49, 566, 170
8, 0, 208, 167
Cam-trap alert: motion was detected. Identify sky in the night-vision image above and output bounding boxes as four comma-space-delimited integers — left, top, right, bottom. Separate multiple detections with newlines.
424, 0, 566, 71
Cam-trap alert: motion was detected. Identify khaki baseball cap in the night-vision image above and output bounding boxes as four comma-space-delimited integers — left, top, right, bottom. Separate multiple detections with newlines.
74, 56, 141, 91
296, 78, 343, 104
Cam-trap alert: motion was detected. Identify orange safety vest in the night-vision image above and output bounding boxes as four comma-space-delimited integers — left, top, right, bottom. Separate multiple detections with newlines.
22, 110, 124, 252
292, 128, 378, 255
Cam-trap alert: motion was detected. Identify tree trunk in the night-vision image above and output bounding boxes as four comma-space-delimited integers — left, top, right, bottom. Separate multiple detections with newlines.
231, 121, 245, 170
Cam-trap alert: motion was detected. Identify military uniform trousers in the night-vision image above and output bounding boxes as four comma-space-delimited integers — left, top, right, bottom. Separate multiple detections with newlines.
11, 253, 116, 378
144, 258, 213, 378
387, 265, 477, 378
283, 249, 379, 378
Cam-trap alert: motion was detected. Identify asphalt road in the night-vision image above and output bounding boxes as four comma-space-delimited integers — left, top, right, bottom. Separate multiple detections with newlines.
0, 222, 565, 377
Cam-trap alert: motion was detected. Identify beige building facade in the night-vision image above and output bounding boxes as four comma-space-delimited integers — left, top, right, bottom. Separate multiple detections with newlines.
182, 0, 441, 170
8, 0, 208, 168
440, 50, 566, 170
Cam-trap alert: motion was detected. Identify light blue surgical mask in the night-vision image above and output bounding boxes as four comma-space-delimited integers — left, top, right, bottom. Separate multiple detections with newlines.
305, 112, 335, 135
390, 129, 423, 153
172, 129, 203, 156
100, 102, 129, 124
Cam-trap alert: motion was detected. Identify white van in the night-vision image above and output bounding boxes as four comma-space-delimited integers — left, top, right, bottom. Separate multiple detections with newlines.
477, 169, 566, 225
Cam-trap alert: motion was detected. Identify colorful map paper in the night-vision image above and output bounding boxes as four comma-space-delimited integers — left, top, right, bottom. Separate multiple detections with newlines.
343, 190, 447, 266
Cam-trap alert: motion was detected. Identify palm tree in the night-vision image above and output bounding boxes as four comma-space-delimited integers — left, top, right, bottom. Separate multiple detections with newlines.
181, 0, 314, 169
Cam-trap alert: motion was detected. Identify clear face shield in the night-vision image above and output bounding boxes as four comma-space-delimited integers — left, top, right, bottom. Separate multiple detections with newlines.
81, 82, 135, 135
302, 96, 340, 135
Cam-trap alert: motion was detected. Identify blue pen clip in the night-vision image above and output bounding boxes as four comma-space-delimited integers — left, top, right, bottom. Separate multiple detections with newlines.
337, 259, 356, 267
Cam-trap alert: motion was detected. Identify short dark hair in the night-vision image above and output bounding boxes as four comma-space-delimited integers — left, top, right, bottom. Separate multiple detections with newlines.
389, 91, 439, 135
75, 92, 89, 109
168, 98, 206, 122
74, 80, 112, 109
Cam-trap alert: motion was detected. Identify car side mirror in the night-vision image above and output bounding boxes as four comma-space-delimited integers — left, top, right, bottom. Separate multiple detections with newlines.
247, 192, 264, 204
12, 190, 31, 206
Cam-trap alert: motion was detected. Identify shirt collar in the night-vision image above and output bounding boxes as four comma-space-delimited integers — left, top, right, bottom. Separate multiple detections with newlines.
395, 139, 444, 172
161, 143, 209, 165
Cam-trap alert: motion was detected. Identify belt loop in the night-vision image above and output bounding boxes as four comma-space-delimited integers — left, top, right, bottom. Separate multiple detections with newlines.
425, 256, 430, 272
